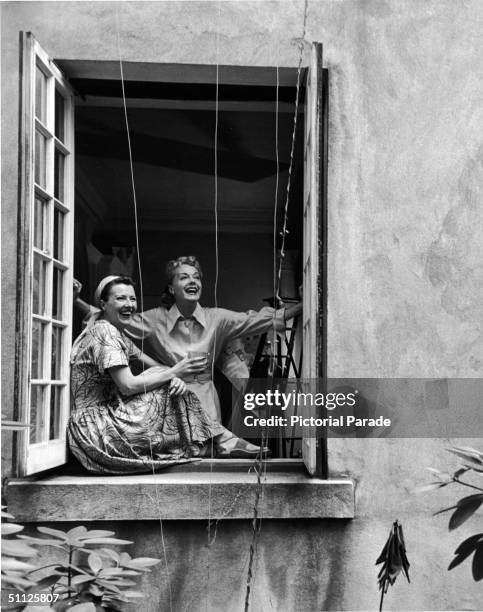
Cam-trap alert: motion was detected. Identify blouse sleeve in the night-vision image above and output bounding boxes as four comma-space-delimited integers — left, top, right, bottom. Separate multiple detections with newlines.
89, 323, 130, 374
217, 306, 286, 340
122, 309, 157, 341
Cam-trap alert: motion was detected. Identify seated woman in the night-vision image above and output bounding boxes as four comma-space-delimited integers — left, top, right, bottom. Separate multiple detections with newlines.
68, 276, 267, 474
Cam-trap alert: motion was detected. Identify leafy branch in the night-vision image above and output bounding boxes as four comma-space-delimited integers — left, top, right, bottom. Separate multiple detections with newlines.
1, 514, 161, 611
417, 446, 483, 581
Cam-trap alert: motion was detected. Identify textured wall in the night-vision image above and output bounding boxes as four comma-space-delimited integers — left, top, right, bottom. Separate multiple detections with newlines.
2, 1, 482, 610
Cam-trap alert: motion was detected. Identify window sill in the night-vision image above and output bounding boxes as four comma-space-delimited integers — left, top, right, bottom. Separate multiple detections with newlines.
6, 460, 354, 521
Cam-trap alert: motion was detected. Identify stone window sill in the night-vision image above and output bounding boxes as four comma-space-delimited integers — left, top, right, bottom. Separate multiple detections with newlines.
7, 460, 354, 521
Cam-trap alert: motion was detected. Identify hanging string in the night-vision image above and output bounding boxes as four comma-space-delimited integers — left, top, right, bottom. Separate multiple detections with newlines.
205, 2, 222, 609
244, 1, 309, 609
115, 8, 174, 612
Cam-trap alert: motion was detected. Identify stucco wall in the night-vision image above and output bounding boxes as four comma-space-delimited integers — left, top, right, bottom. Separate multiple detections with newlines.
2, 1, 482, 610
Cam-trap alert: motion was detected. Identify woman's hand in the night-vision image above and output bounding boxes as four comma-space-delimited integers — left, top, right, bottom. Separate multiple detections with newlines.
169, 376, 187, 396
172, 355, 208, 378
73, 278, 83, 301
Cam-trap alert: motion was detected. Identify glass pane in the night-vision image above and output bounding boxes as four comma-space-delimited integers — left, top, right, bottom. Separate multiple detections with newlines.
55, 89, 65, 142
51, 326, 63, 379
30, 385, 46, 443
52, 266, 64, 319
35, 130, 47, 188
32, 254, 47, 315
54, 149, 65, 201
31, 319, 45, 379
49, 386, 62, 440
34, 197, 48, 251
53, 208, 65, 261
35, 65, 47, 123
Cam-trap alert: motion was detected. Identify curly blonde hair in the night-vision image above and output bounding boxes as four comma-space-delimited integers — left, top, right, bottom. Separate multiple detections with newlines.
161, 256, 203, 306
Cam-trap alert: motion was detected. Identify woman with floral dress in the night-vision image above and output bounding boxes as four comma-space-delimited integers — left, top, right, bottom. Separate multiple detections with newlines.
68, 276, 259, 474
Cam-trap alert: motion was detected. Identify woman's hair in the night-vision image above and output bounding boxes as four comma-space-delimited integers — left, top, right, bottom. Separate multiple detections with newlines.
97, 276, 136, 305
161, 256, 202, 307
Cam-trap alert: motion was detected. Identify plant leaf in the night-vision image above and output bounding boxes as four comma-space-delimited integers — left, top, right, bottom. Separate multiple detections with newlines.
72, 574, 96, 586
449, 446, 483, 461
1, 573, 38, 588
81, 530, 115, 538
87, 552, 103, 574
26, 574, 63, 591
98, 548, 120, 563
472, 541, 483, 581
2, 523, 24, 535
37, 526, 69, 540
454, 533, 483, 555
447, 448, 483, 472
67, 525, 88, 538
18, 535, 66, 547
100, 568, 139, 576
81, 538, 132, 545
126, 557, 161, 568
70, 604, 97, 612
1, 558, 37, 571
2, 539, 38, 557
449, 495, 483, 530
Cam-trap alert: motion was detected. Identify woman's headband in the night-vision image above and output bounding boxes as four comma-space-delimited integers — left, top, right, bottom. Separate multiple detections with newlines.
94, 275, 120, 307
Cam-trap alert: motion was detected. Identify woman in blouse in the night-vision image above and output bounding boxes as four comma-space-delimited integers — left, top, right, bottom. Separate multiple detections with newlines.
117, 256, 302, 425
68, 275, 267, 474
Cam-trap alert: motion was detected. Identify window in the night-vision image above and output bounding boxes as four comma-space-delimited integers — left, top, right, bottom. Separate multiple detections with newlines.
15, 33, 75, 475
15, 34, 328, 478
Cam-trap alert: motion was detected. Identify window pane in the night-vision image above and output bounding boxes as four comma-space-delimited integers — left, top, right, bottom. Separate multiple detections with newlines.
51, 326, 63, 379
54, 149, 65, 201
35, 65, 47, 124
55, 89, 65, 142
34, 197, 48, 251
30, 385, 46, 443
49, 386, 62, 440
32, 254, 47, 315
35, 130, 47, 188
52, 266, 64, 320
31, 319, 45, 379
53, 208, 65, 261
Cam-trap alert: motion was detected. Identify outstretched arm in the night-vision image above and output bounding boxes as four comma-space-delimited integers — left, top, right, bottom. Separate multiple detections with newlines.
283, 301, 303, 321
219, 300, 303, 341
73, 279, 97, 317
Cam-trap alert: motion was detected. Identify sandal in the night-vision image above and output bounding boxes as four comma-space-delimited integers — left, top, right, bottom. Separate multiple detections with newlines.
215, 436, 271, 459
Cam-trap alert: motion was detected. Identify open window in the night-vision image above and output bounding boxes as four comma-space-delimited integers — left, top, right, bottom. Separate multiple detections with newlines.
14, 34, 328, 477
15, 33, 75, 476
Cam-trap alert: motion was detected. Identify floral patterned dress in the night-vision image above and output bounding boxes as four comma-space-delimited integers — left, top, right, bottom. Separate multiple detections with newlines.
68, 320, 224, 474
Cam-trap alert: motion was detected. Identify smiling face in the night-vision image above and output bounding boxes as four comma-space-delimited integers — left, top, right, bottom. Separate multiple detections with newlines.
100, 282, 137, 329
169, 264, 202, 305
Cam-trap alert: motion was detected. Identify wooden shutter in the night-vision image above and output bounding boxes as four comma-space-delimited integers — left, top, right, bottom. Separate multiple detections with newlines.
15, 33, 75, 475
302, 43, 328, 477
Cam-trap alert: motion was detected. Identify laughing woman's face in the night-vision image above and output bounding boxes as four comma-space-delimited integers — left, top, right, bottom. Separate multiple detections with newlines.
100, 283, 137, 329
169, 264, 202, 305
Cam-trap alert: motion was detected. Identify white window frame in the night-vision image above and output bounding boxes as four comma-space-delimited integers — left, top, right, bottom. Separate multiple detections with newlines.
301, 43, 328, 477
15, 32, 75, 476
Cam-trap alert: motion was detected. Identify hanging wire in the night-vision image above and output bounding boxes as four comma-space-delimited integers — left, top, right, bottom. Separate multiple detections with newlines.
244, 1, 309, 609
115, 8, 174, 612
205, 2, 222, 609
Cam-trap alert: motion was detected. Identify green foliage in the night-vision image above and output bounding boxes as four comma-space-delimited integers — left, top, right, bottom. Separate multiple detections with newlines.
420, 446, 483, 582
1, 512, 161, 611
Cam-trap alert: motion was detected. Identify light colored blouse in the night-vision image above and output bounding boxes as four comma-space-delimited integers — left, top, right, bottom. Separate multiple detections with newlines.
122, 303, 285, 421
